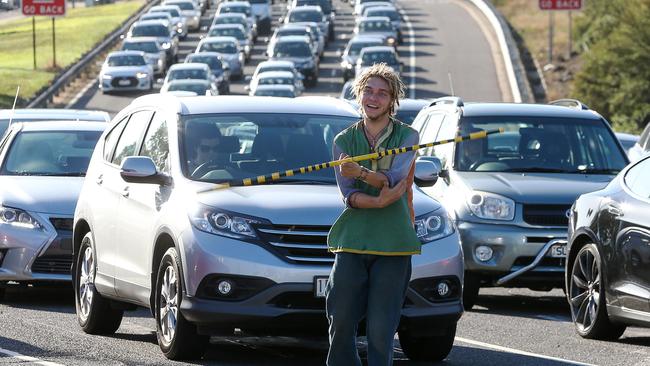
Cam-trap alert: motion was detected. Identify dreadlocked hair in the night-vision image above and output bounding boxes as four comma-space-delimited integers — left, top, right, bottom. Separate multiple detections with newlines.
352, 62, 405, 117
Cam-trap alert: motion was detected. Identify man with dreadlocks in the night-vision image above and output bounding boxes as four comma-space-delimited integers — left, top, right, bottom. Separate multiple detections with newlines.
326, 63, 420, 366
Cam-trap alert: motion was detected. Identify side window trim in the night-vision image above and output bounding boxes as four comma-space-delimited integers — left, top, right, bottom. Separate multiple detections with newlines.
103, 116, 129, 164
110, 110, 154, 167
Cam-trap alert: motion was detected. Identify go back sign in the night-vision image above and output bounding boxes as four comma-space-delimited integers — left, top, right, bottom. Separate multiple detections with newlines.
22, 0, 66, 16
539, 0, 582, 10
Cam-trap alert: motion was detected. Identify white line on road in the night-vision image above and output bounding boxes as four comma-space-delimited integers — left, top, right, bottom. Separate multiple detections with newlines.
66, 79, 97, 109
455, 337, 598, 366
0, 346, 67, 366
397, 5, 416, 99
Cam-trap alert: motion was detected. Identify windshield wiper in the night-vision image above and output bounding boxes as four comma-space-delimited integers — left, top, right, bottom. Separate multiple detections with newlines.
569, 168, 620, 175
503, 167, 569, 173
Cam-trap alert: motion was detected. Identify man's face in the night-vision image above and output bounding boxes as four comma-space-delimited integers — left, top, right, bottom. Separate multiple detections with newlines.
360, 76, 393, 122
195, 138, 220, 163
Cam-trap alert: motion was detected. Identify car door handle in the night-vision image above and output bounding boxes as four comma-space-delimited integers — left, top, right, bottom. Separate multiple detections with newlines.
96, 174, 103, 185
122, 187, 130, 198
607, 205, 623, 217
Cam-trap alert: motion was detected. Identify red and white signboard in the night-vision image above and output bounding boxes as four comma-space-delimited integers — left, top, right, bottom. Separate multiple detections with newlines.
539, 0, 582, 10
22, 0, 66, 16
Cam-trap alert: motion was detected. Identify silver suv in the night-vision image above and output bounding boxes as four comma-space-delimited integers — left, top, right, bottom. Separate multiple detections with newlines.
411, 97, 629, 309
73, 95, 463, 361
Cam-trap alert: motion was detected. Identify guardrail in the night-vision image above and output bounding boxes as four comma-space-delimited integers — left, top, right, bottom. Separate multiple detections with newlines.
467, 0, 534, 104
26, 0, 159, 108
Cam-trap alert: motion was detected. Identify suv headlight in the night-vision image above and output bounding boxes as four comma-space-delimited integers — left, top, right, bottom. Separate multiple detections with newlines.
161, 42, 172, 50
0, 206, 44, 230
415, 209, 454, 243
466, 191, 515, 221
190, 206, 262, 239
136, 72, 149, 79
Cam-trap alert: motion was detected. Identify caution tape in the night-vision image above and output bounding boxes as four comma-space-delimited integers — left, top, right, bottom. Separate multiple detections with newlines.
198, 127, 505, 192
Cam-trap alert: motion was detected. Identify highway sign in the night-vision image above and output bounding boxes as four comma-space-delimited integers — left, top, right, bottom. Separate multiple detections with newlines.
22, 0, 66, 16
539, 0, 582, 10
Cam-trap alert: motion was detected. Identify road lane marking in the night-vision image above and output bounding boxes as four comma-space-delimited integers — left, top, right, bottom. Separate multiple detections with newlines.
397, 5, 416, 99
66, 79, 97, 109
0, 346, 67, 366
455, 337, 598, 366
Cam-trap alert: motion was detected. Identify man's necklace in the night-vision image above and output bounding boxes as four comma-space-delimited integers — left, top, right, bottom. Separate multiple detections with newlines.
364, 124, 385, 150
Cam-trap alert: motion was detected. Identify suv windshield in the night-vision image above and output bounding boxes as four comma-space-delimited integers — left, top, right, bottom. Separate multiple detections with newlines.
168, 83, 207, 94
259, 76, 292, 85
361, 51, 397, 65
289, 10, 321, 23
169, 68, 207, 80
181, 113, 357, 182
454, 116, 628, 173
1, 131, 102, 176
274, 41, 311, 57
221, 6, 251, 16
168, 2, 194, 10
200, 41, 237, 53
132, 24, 168, 37
209, 27, 245, 40
359, 20, 392, 32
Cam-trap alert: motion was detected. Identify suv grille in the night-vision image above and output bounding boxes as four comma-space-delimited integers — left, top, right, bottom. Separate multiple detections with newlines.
32, 255, 72, 274
254, 224, 334, 265
522, 204, 571, 227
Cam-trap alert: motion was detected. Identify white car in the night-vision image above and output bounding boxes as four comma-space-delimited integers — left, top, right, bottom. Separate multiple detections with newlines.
246, 71, 303, 96
161, 79, 219, 96
207, 24, 252, 61
162, 0, 201, 31
215, 1, 256, 38
99, 51, 154, 94
0, 121, 106, 299
121, 37, 167, 75
355, 45, 402, 78
195, 36, 244, 79
284, 5, 328, 44
148, 5, 187, 38
0, 109, 109, 137
162, 63, 215, 88
267, 24, 320, 58
251, 60, 305, 94
211, 13, 256, 41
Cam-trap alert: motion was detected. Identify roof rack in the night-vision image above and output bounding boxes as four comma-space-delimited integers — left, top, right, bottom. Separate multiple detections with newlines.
430, 96, 464, 108
548, 99, 590, 110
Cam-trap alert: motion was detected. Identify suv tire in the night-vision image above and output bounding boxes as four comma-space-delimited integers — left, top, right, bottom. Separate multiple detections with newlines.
569, 243, 626, 340
463, 272, 480, 310
155, 247, 208, 360
398, 322, 456, 362
75, 232, 124, 334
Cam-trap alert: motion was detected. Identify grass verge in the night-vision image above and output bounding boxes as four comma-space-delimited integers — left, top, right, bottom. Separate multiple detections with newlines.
0, 0, 145, 108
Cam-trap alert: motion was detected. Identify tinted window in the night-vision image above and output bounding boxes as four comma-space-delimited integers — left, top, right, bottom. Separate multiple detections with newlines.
1, 130, 102, 176
167, 82, 209, 94
259, 76, 293, 85
104, 117, 127, 161
140, 113, 170, 173
254, 89, 295, 98
359, 20, 392, 32
209, 27, 245, 40
122, 42, 159, 53
132, 24, 169, 37
107, 55, 146, 67
169, 68, 208, 80
455, 116, 628, 173
112, 111, 152, 166
349, 41, 382, 56
187, 55, 223, 71
199, 41, 237, 53
274, 41, 311, 57
169, 1, 194, 10
289, 10, 321, 23
361, 50, 397, 65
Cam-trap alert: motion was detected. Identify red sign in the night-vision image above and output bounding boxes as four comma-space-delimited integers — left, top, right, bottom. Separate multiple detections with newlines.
539, 0, 582, 10
22, 0, 66, 16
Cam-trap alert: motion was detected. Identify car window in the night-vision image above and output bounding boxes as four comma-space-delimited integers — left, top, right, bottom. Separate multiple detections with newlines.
123, 42, 159, 53
104, 116, 128, 162
455, 116, 628, 173
107, 55, 146, 67
289, 10, 321, 23
432, 115, 455, 167
1, 130, 102, 176
200, 41, 237, 53
132, 24, 169, 37
274, 41, 311, 57
625, 157, 650, 199
140, 113, 170, 173
169, 69, 207, 80
112, 111, 153, 166
415, 113, 444, 157
638, 123, 650, 148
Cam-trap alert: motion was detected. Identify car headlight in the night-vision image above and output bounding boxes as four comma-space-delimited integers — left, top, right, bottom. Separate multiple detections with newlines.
414, 209, 454, 243
0, 206, 44, 230
190, 206, 262, 239
161, 42, 172, 50
387, 37, 396, 45
177, 22, 184, 28
136, 72, 149, 79
466, 191, 515, 221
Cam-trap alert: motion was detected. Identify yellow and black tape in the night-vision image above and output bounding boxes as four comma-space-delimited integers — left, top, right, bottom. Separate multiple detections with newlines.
199, 128, 504, 192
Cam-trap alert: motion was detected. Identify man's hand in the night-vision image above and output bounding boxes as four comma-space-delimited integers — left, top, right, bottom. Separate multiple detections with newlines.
377, 179, 407, 208
339, 153, 361, 178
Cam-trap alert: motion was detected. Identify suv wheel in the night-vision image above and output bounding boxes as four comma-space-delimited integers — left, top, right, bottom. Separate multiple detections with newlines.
155, 247, 208, 360
75, 232, 124, 334
398, 323, 456, 362
569, 243, 626, 340
463, 272, 480, 310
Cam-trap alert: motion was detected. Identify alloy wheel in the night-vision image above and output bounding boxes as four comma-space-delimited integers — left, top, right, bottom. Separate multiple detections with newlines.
159, 265, 179, 345
78, 246, 95, 321
570, 247, 601, 332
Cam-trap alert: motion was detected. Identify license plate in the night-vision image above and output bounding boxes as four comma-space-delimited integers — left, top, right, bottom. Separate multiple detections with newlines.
548, 243, 567, 258
314, 277, 328, 298
118, 79, 131, 86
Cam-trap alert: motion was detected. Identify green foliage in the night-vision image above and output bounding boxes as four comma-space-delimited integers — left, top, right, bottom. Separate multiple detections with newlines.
573, 0, 650, 133
0, 0, 144, 108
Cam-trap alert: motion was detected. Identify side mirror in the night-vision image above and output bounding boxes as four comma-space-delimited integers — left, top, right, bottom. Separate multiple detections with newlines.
414, 156, 442, 187
120, 156, 171, 185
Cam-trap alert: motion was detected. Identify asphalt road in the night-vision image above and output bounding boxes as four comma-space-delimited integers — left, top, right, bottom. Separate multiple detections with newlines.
5, 0, 650, 365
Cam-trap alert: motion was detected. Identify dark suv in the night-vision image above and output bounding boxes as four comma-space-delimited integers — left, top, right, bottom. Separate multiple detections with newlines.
411, 97, 629, 309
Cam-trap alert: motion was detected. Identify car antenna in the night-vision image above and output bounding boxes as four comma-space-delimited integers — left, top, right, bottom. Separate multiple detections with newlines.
448, 72, 455, 97
8, 85, 20, 127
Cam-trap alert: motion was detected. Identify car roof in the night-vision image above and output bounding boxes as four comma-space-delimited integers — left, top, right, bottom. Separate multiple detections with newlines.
186, 52, 222, 59
200, 36, 238, 43
151, 5, 181, 10
280, 23, 310, 31
168, 62, 210, 70
220, 1, 250, 8
615, 132, 639, 142
215, 12, 246, 18
276, 35, 311, 43
129, 95, 360, 117
0, 109, 110, 122
257, 70, 295, 78
211, 23, 245, 29
290, 5, 322, 12
359, 45, 395, 54
367, 5, 398, 11
255, 84, 295, 91
398, 98, 431, 111
166, 79, 210, 86
13, 121, 108, 132
133, 19, 170, 27
359, 16, 392, 22
108, 50, 146, 57
257, 60, 295, 68
349, 34, 385, 43
123, 37, 160, 43
460, 103, 605, 120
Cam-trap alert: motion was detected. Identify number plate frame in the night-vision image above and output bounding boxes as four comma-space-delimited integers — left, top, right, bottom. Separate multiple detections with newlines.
548, 243, 567, 258
314, 276, 328, 298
